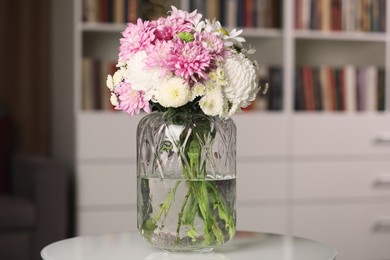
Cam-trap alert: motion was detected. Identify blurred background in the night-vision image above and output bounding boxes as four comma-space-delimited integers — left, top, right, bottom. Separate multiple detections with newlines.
1, 0, 390, 260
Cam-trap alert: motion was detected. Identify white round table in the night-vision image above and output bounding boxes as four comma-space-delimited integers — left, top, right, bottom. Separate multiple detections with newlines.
41, 231, 337, 260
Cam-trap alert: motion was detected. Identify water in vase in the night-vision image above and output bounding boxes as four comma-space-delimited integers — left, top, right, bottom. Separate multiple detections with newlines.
137, 176, 236, 251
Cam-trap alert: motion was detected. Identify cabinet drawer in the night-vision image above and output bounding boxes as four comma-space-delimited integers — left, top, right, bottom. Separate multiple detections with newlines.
77, 113, 142, 160
293, 114, 390, 156
77, 163, 136, 207
237, 205, 288, 234
77, 209, 137, 235
293, 161, 390, 200
233, 114, 288, 157
293, 203, 390, 260
238, 161, 288, 201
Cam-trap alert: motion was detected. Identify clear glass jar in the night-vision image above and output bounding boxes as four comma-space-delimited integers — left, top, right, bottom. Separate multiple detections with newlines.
137, 111, 236, 252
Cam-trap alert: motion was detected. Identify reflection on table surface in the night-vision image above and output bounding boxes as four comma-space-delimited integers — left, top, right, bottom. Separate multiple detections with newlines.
41, 231, 337, 260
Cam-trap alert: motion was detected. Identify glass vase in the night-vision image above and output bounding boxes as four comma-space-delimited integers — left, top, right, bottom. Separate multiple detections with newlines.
137, 111, 236, 252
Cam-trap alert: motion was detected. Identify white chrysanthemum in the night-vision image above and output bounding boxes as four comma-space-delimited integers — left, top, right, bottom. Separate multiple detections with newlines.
222, 52, 260, 117
195, 19, 245, 49
110, 93, 119, 107
209, 66, 227, 87
223, 29, 246, 48
216, 66, 225, 78
116, 61, 126, 67
196, 18, 222, 33
106, 67, 125, 91
106, 75, 114, 91
190, 82, 205, 101
113, 70, 124, 86
125, 51, 160, 100
155, 77, 191, 108
199, 85, 224, 116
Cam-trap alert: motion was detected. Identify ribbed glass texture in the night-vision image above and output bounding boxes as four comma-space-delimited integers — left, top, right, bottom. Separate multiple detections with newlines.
136, 112, 236, 252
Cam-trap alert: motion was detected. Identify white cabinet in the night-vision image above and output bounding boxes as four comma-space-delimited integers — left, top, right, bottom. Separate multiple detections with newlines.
291, 159, 390, 257
77, 162, 138, 233
292, 160, 390, 200
237, 206, 288, 235
237, 161, 289, 234
78, 210, 137, 235
293, 203, 390, 260
292, 114, 390, 157
77, 163, 136, 207
77, 113, 142, 160
237, 161, 288, 202
233, 114, 289, 158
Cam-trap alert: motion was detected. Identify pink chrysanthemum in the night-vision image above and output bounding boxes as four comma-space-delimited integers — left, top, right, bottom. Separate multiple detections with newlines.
114, 82, 150, 116
153, 17, 192, 41
195, 32, 227, 67
169, 6, 202, 26
166, 38, 211, 83
119, 19, 156, 61
144, 40, 173, 76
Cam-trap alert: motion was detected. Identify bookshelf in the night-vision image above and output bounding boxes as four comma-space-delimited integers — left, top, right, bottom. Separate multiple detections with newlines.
51, 1, 390, 260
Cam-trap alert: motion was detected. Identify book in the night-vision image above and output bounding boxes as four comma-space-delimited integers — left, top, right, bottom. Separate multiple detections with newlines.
82, 58, 93, 110
207, 0, 219, 20
302, 66, 315, 110
312, 67, 323, 110
331, 0, 342, 31
100, 60, 114, 110
319, 66, 331, 111
82, 57, 119, 111
356, 67, 366, 111
344, 65, 356, 112
99, 0, 109, 22
301, 0, 311, 29
256, 65, 270, 110
226, 0, 237, 28
365, 66, 377, 111
295, 67, 304, 110
336, 68, 345, 111
321, 0, 331, 30
377, 68, 386, 111
245, 0, 254, 27
269, 67, 283, 111
295, 0, 302, 29
237, 0, 246, 27
128, 0, 139, 22
114, 0, 125, 24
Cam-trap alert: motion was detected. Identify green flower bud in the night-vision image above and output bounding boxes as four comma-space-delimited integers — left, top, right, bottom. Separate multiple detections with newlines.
218, 28, 229, 36
177, 32, 195, 43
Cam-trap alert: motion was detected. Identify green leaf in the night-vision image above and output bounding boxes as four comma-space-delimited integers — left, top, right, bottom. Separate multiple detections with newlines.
153, 189, 174, 222
212, 222, 225, 245
187, 227, 199, 242
142, 219, 157, 240
182, 197, 198, 225
217, 204, 229, 227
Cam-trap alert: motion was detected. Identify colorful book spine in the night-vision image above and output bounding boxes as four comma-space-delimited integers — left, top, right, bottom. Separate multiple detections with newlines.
295, 0, 386, 32
82, 57, 117, 111
295, 65, 385, 112
82, 0, 144, 23
189, 0, 282, 28
248, 66, 283, 112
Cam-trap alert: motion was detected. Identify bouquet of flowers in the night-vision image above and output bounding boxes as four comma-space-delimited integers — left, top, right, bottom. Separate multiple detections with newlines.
106, 6, 265, 118
106, 6, 266, 250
